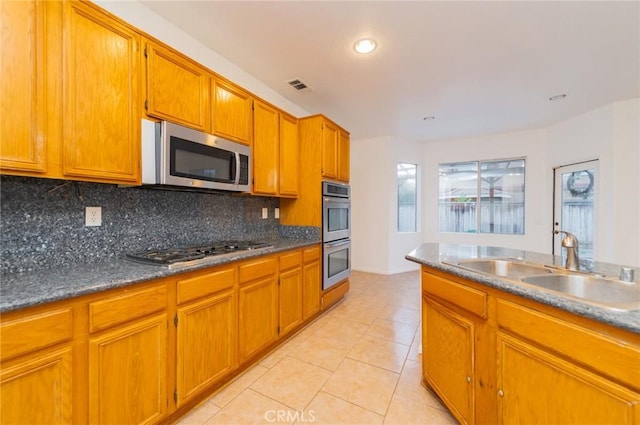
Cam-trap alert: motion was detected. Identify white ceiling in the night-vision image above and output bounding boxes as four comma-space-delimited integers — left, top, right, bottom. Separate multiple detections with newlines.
141, 1, 640, 142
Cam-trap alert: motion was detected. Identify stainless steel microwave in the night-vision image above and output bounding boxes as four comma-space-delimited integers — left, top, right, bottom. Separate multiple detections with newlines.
141, 119, 250, 192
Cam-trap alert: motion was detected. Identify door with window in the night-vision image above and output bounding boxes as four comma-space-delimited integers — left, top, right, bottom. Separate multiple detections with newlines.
553, 161, 597, 260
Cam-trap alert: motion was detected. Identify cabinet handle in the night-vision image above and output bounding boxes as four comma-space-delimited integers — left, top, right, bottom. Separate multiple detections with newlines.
498, 389, 504, 397
466, 375, 471, 383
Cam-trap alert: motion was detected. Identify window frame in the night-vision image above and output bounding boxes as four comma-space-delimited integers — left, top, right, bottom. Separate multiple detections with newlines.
397, 162, 418, 233
438, 157, 526, 235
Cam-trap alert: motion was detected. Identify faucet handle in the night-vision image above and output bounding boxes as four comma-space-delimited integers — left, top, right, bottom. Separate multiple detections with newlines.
620, 267, 635, 283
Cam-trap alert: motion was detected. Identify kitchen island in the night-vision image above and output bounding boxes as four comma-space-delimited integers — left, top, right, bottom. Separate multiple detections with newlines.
406, 243, 640, 425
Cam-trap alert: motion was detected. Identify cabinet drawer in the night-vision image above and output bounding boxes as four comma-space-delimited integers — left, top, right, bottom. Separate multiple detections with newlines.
239, 257, 277, 284
89, 285, 167, 333
279, 251, 302, 271
497, 299, 640, 390
303, 246, 320, 263
177, 266, 236, 305
422, 271, 487, 318
0, 308, 73, 361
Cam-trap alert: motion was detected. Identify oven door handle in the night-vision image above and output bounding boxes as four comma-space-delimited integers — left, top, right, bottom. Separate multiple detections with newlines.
324, 239, 351, 248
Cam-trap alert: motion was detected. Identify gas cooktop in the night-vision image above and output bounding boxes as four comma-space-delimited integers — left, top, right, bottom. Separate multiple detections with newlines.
126, 240, 273, 269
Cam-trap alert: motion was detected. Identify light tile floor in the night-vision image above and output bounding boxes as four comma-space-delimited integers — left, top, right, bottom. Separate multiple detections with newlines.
176, 270, 457, 425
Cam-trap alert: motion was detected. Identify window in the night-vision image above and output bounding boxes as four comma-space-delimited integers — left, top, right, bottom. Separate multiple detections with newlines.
398, 163, 418, 232
439, 159, 525, 234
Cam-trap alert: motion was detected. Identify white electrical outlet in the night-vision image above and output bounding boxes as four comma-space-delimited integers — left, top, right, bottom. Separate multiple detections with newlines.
261, 207, 268, 219
274, 207, 280, 219
85, 206, 102, 227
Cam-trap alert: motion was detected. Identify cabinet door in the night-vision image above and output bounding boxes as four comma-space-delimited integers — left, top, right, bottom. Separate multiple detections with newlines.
279, 112, 299, 197
497, 332, 640, 425
337, 130, 350, 182
238, 276, 278, 363
145, 41, 209, 131
423, 296, 475, 425
279, 266, 303, 336
89, 314, 167, 425
252, 99, 279, 195
321, 120, 338, 179
0, 0, 47, 174
62, 2, 140, 183
176, 289, 237, 407
302, 256, 321, 320
0, 347, 72, 424
211, 79, 252, 145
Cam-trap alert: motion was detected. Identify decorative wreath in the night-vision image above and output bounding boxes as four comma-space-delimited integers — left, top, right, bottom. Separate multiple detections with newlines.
567, 170, 594, 199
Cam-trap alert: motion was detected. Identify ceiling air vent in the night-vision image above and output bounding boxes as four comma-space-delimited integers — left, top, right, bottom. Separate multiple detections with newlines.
286, 78, 312, 92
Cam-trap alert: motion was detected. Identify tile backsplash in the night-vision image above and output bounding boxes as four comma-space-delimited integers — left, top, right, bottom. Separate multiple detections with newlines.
1, 176, 316, 273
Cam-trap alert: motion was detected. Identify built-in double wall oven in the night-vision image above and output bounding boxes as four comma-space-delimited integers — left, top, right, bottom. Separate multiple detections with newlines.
322, 181, 351, 291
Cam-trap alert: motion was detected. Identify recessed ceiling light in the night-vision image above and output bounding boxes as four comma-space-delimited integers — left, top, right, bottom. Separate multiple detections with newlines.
423, 116, 436, 121
549, 94, 567, 101
354, 38, 377, 54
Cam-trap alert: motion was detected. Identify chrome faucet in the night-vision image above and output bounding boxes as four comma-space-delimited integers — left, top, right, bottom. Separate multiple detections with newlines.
554, 230, 579, 271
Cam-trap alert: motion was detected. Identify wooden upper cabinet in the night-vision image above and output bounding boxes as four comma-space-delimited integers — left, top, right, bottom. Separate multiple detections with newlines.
338, 130, 350, 182
145, 40, 209, 131
62, 1, 141, 184
212, 78, 253, 145
321, 120, 339, 179
252, 99, 279, 195
0, 0, 49, 175
279, 112, 299, 197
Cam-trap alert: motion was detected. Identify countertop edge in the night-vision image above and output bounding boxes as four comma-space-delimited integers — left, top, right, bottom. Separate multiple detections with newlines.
405, 247, 640, 335
0, 238, 320, 314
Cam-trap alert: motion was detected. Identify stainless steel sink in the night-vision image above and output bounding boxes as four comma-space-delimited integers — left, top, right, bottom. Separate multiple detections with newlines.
450, 259, 553, 279
520, 274, 640, 311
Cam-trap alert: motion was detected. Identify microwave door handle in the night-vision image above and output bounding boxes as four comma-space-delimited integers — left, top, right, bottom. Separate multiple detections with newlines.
232, 153, 240, 184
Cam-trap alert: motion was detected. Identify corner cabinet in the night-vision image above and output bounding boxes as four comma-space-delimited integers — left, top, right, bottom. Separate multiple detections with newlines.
62, 1, 141, 184
144, 39, 210, 131
280, 114, 350, 227
420, 266, 640, 425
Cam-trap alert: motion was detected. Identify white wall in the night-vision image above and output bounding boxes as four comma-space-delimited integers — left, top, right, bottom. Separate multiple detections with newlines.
545, 98, 639, 265
351, 136, 423, 274
352, 98, 639, 274
422, 129, 550, 254
95, 0, 308, 118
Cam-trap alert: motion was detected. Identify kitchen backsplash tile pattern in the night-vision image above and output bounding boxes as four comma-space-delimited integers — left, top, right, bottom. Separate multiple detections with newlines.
1, 176, 317, 273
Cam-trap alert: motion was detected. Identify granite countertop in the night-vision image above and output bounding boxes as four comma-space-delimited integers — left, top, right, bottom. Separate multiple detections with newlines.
406, 243, 640, 334
0, 238, 320, 314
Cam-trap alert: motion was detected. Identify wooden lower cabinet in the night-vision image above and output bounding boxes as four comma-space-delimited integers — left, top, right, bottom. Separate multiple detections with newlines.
176, 289, 237, 406
0, 347, 73, 424
0, 246, 324, 424
238, 257, 279, 363
89, 314, 167, 425
279, 251, 303, 336
497, 332, 640, 425
421, 266, 640, 425
422, 296, 475, 425
302, 246, 321, 320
